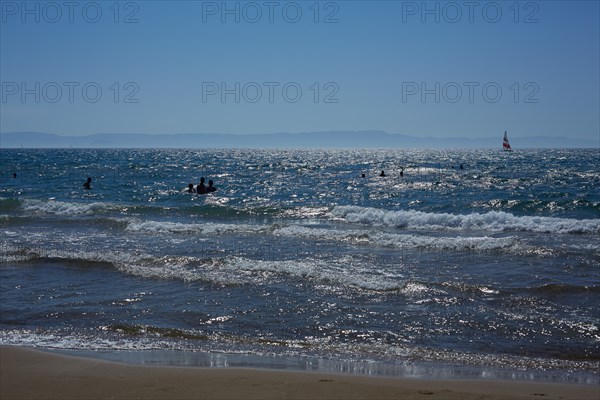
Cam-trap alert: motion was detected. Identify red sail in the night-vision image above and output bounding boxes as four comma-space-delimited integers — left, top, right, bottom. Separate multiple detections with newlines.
503, 131, 512, 151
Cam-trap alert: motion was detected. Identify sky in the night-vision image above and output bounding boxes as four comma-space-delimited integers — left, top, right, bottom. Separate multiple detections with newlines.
1, 0, 599, 143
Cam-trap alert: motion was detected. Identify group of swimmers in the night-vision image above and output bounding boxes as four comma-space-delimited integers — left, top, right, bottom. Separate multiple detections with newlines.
82, 166, 466, 192
373, 169, 403, 178
373, 165, 462, 178
81, 176, 217, 194
187, 177, 216, 194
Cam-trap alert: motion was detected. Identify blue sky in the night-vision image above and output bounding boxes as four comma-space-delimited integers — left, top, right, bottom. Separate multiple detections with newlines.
1, 0, 599, 143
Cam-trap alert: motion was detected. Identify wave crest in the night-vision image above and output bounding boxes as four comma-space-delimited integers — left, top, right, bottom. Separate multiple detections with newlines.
330, 206, 600, 234
22, 199, 123, 216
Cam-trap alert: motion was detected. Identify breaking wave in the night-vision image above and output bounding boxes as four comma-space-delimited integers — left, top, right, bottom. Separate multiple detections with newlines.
330, 206, 600, 234
20, 199, 126, 216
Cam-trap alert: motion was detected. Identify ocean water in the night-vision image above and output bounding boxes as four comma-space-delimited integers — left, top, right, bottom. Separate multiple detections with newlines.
1, 148, 599, 383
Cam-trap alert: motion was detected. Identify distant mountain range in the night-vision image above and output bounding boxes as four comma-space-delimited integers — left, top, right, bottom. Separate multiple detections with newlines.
0, 131, 596, 149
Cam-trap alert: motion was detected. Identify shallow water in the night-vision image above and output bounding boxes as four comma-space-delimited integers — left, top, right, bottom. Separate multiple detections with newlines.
1, 148, 599, 383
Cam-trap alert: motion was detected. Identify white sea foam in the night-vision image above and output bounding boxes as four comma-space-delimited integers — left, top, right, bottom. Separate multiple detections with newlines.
22, 199, 121, 215
126, 220, 201, 234
330, 206, 600, 234
0, 241, 419, 292
108, 252, 406, 292
273, 225, 521, 253
219, 256, 411, 292
122, 219, 522, 253
125, 220, 267, 235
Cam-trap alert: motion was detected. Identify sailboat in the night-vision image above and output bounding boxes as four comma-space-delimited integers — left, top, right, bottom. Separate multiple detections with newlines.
503, 131, 512, 151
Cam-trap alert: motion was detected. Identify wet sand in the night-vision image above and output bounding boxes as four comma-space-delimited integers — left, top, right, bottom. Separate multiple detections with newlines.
1, 346, 598, 400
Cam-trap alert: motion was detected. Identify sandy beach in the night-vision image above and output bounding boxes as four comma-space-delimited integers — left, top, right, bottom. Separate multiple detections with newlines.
1, 346, 598, 400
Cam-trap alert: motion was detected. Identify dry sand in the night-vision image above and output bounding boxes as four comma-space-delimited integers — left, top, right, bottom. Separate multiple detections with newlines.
1, 346, 598, 400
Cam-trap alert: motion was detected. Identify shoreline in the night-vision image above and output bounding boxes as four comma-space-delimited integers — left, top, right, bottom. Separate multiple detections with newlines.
2, 346, 599, 400
46, 346, 600, 385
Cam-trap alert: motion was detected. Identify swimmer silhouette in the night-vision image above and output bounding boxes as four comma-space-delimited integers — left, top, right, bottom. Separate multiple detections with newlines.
197, 177, 206, 194
206, 179, 216, 193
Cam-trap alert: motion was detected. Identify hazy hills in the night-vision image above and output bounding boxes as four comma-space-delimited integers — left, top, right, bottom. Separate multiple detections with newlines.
1, 131, 596, 149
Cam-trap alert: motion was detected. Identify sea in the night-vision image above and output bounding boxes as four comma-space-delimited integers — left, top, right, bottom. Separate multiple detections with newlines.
1, 148, 599, 384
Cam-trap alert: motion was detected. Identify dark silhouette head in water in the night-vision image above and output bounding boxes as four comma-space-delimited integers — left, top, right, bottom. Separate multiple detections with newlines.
206, 180, 216, 192
197, 177, 206, 194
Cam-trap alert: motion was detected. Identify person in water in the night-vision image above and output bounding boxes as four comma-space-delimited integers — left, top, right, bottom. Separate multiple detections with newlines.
380, 170, 385, 177
83, 177, 92, 190
197, 177, 206, 194
206, 180, 216, 193
187, 183, 195, 193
